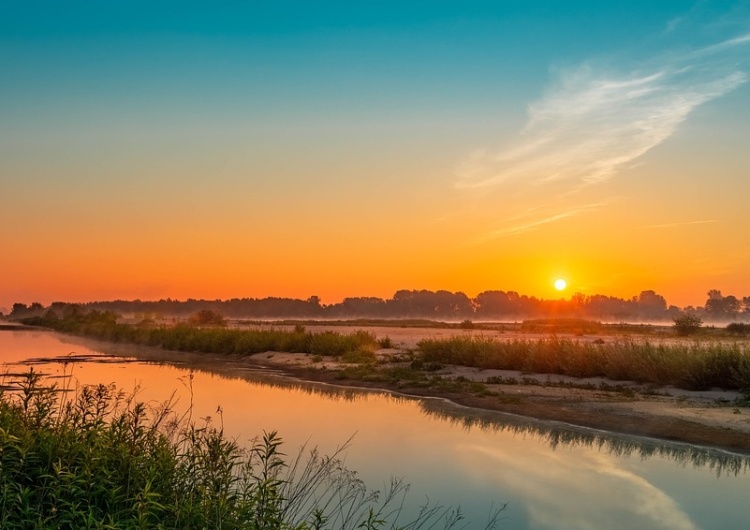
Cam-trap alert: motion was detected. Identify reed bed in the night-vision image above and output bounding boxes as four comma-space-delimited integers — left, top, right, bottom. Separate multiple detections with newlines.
417, 336, 750, 391
23, 311, 750, 391
24, 312, 379, 361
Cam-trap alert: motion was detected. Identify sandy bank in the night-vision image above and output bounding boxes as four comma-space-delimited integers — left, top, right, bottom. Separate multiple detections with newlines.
54, 327, 750, 454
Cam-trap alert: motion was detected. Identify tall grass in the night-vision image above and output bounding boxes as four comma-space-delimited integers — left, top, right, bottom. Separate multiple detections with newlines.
417, 336, 750, 391
22, 312, 379, 361
0, 370, 502, 529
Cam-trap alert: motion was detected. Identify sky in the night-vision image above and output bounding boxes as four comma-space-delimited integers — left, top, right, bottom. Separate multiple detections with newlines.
2, 1, 750, 311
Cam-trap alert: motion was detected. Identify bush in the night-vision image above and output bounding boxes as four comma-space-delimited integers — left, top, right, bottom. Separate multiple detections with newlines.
727, 322, 750, 335
378, 336, 394, 348
673, 314, 702, 336
189, 309, 226, 327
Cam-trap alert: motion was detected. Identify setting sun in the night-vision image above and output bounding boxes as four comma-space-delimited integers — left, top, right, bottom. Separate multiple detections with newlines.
554, 278, 567, 291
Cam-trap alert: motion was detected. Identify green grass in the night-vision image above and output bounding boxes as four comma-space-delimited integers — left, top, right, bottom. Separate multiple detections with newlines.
0, 370, 503, 529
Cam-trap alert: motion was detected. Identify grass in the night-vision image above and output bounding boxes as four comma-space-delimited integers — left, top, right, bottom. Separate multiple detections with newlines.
22, 312, 379, 362
22, 310, 750, 394
417, 336, 750, 391
0, 370, 503, 529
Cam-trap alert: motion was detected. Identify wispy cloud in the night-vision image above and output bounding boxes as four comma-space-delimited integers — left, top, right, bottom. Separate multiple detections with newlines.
456, 33, 750, 191
647, 219, 719, 229
468, 202, 606, 243
665, 16, 683, 33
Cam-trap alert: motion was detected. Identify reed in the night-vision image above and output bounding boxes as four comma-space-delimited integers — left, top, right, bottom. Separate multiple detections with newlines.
0, 370, 502, 529
23, 312, 379, 362
417, 336, 750, 391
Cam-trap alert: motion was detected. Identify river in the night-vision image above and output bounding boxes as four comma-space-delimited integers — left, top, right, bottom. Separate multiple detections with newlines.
1, 327, 748, 530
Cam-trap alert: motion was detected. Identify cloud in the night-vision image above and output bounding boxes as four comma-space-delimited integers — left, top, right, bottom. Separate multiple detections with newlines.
456, 34, 750, 191
665, 16, 684, 33
458, 442, 700, 530
469, 202, 606, 243
647, 219, 719, 229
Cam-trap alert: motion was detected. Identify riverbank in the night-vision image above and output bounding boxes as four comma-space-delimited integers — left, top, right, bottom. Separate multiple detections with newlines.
48, 324, 750, 455
247, 349, 750, 455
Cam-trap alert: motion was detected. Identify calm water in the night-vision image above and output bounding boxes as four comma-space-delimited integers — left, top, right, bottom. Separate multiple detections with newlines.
1, 328, 749, 530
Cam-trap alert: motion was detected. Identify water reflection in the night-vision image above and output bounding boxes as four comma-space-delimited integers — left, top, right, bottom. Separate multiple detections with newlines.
3, 329, 750, 530
12, 346, 750, 478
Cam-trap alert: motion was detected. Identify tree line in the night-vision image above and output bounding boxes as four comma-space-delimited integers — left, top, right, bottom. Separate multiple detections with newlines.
6, 289, 750, 323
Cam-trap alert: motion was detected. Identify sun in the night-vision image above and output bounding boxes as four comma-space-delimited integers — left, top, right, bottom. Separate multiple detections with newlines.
554, 278, 567, 291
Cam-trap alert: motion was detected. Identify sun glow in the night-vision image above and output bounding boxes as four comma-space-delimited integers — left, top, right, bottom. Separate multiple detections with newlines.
554, 278, 567, 291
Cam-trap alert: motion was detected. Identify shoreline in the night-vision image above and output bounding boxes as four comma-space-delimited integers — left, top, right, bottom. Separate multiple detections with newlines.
250, 354, 750, 455
23, 326, 750, 455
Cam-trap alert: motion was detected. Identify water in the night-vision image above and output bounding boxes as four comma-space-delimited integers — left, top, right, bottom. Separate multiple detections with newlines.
1, 328, 748, 530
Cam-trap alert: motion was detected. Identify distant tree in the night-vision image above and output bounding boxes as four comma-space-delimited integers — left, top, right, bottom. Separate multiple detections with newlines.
704, 290, 740, 320
633, 290, 667, 319
673, 314, 702, 336
666, 305, 682, 320
188, 309, 226, 327
335, 297, 387, 317
307, 295, 321, 307
10, 303, 28, 318
388, 290, 473, 318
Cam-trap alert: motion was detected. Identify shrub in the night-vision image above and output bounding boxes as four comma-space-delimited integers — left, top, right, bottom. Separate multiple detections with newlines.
673, 314, 702, 336
377, 336, 394, 348
189, 309, 226, 327
727, 322, 750, 335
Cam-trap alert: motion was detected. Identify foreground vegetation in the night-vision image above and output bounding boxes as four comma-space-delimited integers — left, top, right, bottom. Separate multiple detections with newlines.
0, 371, 501, 529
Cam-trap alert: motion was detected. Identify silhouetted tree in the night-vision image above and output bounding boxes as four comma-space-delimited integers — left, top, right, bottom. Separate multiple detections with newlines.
704, 290, 741, 320
674, 314, 702, 336
633, 290, 667, 319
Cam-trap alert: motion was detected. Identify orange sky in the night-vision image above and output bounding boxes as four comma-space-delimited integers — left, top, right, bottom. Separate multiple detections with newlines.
2, 3, 750, 311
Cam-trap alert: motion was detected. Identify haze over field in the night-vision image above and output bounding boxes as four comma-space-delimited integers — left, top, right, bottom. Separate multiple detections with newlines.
2, 1, 749, 309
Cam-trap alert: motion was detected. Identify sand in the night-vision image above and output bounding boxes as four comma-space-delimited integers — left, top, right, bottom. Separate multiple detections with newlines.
52, 325, 750, 454
239, 324, 750, 454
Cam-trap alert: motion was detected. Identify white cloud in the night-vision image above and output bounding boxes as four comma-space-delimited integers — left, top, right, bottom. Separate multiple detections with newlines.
468, 202, 606, 244
458, 443, 700, 530
647, 219, 719, 229
456, 34, 750, 191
